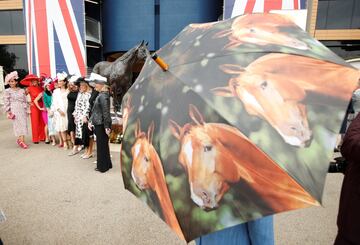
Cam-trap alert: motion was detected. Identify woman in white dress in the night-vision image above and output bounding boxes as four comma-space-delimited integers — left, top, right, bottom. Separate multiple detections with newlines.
51, 72, 69, 149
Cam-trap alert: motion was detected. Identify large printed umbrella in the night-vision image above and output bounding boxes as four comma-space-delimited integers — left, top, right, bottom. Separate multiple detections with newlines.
120, 13, 360, 242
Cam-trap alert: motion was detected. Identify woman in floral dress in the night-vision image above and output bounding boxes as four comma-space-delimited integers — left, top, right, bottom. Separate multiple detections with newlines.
3, 71, 29, 149
69, 77, 91, 156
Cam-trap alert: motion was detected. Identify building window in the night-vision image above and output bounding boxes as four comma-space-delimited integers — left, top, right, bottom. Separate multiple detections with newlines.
0, 10, 25, 35
0, 45, 28, 76
316, 0, 360, 29
321, 41, 360, 60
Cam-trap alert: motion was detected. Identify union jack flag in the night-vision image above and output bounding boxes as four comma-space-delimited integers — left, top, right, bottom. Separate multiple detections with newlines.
23, 0, 86, 77
224, 0, 307, 19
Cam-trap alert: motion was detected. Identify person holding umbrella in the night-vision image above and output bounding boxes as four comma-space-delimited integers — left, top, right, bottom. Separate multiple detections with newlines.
196, 217, 274, 245
335, 113, 360, 245
87, 73, 112, 173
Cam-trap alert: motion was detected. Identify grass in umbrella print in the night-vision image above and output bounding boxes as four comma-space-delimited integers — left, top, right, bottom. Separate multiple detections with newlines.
212, 53, 360, 147
130, 120, 184, 240
214, 14, 310, 50
168, 104, 317, 211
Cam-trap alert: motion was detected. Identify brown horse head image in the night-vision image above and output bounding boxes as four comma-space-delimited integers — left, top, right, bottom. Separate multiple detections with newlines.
212, 54, 360, 147
121, 95, 133, 135
169, 104, 318, 211
131, 120, 155, 190
213, 63, 312, 147
214, 14, 310, 50
131, 120, 184, 239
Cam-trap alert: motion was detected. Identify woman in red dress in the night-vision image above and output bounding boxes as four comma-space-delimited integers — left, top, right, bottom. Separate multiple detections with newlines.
20, 74, 46, 144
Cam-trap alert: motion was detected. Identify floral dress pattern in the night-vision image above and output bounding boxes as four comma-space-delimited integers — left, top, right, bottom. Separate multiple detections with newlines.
73, 91, 91, 139
4, 88, 29, 137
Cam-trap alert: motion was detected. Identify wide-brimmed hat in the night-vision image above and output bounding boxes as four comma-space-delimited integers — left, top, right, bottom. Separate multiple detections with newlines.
56, 71, 68, 81
43, 77, 56, 91
85, 73, 109, 85
4, 71, 19, 85
20, 74, 40, 83
73, 76, 88, 85
68, 74, 81, 84
43, 77, 52, 86
40, 73, 48, 81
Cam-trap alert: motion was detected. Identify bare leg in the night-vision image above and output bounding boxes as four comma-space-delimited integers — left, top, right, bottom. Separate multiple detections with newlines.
88, 138, 94, 156
70, 131, 75, 146
58, 132, 63, 146
83, 138, 94, 158
44, 125, 49, 142
50, 135, 56, 145
61, 131, 68, 149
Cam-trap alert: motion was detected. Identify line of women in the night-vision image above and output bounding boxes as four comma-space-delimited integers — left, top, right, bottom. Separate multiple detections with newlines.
3, 71, 113, 173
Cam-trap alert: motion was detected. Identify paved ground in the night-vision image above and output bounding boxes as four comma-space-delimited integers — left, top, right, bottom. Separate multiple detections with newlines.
0, 114, 343, 245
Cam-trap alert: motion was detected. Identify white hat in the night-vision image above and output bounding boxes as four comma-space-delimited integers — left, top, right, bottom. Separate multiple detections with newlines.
4, 71, 19, 85
56, 71, 68, 81
85, 73, 108, 85
43, 77, 52, 87
69, 75, 81, 84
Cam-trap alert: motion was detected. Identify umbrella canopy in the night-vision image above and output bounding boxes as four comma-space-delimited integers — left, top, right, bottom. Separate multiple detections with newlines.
120, 13, 360, 242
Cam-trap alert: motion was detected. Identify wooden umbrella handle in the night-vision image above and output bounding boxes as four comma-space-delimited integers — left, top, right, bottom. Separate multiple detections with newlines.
152, 53, 169, 71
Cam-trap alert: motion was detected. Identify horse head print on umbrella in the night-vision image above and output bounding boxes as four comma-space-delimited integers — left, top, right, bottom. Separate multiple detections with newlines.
212, 53, 359, 147
130, 119, 184, 240
168, 104, 317, 211
214, 14, 310, 50
93, 40, 149, 111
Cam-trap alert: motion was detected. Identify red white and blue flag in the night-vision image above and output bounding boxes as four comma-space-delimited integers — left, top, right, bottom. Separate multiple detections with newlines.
224, 0, 307, 19
23, 0, 86, 77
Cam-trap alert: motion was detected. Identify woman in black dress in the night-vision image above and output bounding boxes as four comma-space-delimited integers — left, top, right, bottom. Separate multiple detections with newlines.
88, 73, 112, 173
67, 76, 79, 152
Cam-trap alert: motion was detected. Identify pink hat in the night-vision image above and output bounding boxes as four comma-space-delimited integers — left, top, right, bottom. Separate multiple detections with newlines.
4, 71, 19, 85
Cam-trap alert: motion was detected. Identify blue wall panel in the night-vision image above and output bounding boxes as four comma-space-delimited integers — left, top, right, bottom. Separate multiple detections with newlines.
102, 0, 155, 53
102, 0, 221, 54
159, 0, 221, 47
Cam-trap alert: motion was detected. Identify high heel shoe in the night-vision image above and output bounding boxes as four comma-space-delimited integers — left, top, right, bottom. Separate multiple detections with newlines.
19, 141, 28, 149
82, 154, 93, 159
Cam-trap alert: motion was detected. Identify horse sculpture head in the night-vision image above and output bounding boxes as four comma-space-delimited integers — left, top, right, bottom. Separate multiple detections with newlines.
135, 40, 149, 61
131, 120, 156, 190
169, 105, 258, 210
215, 14, 310, 50
212, 64, 312, 147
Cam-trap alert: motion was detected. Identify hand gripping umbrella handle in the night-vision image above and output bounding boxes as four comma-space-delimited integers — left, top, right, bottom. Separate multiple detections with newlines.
152, 53, 169, 71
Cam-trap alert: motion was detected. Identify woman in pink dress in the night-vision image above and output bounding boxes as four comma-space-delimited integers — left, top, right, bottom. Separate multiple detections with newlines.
3, 71, 29, 149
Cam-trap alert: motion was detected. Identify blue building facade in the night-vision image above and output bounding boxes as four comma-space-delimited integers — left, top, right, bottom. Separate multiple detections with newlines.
102, 0, 222, 54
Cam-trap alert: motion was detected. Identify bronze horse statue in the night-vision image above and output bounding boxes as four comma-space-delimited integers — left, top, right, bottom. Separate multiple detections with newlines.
92, 40, 149, 111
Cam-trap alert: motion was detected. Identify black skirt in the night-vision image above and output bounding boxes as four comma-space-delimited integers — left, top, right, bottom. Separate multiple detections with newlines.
67, 111, 76, 133
95, 125, 112, 172
82, 122, 93, 147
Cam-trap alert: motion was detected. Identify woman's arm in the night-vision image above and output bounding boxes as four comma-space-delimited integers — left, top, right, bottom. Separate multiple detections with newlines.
34, 92, 44, 110
100, 94, 112, 130
3, 89, 11, 112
